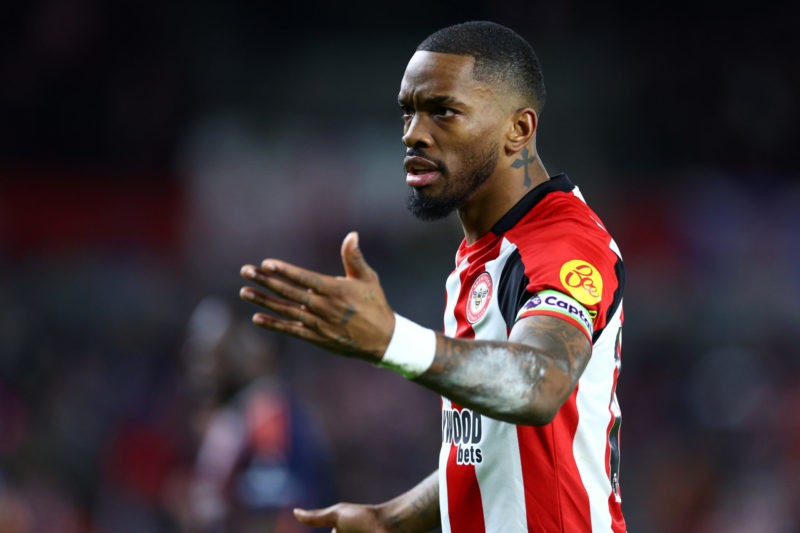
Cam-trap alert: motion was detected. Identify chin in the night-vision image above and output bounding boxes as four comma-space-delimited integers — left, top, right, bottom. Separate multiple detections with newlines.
406, 190, 460, 221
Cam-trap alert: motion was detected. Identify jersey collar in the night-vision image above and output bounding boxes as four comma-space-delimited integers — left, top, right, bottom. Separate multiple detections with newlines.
490, 173, 574, 234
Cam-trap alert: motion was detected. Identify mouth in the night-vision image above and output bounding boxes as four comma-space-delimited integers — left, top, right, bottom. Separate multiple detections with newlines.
404, 156, 442, 187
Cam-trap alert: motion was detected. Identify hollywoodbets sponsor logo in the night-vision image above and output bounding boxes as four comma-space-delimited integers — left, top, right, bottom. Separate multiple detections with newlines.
442, 407, 483, 465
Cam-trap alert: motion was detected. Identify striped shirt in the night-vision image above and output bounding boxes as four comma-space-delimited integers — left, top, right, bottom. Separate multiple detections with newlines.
439, 174, 626, 532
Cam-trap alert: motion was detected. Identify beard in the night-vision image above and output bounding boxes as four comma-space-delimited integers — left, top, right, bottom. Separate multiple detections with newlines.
406, 142, 499, 221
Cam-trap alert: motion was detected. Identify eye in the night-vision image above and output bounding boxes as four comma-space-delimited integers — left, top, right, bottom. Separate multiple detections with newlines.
435, 107, 456, 118
399, 105, 414, 121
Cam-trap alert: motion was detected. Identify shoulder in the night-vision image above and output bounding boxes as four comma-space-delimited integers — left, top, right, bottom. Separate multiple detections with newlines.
509, 189, 618, 264
503, 191, 624, 329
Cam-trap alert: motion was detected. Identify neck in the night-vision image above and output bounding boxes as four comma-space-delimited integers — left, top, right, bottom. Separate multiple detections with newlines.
458, 154, 549, 245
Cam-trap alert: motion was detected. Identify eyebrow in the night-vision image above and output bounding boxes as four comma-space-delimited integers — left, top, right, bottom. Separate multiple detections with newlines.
397, 94, 465, 108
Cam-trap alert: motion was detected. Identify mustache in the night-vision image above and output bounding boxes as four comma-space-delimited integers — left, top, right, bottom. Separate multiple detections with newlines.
405, 148, 447, 172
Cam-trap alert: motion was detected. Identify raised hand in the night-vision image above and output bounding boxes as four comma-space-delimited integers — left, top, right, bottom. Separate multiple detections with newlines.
239, 231, 395, 361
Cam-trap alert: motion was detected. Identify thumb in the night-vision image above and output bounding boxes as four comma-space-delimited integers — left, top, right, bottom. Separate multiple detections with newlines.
341, 231, 375, 280
293, 506, 337, 527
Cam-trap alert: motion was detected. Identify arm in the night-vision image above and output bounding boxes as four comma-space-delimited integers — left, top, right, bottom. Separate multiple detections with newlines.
239, 232, 591, 425
419, 314, 590, 425
293, 470, 439, 533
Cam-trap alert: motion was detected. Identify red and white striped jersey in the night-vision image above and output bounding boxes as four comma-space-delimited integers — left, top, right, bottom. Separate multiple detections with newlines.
439, 174, 626, 532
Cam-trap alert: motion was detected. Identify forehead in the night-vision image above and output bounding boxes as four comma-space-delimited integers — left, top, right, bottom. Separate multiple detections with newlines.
399, 51, 485, 101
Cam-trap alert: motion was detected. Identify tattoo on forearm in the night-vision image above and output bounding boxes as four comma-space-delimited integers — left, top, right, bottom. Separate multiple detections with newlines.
387, 474, 439, 532
409, 480, 438, 518
511, 146, 537, 188
419, 316, 591, 424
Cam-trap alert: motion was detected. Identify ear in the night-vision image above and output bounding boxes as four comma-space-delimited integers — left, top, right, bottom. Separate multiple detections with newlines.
505, 107, 538, 154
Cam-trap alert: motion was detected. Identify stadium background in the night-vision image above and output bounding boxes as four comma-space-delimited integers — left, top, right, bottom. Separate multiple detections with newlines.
1, 1, 799, 531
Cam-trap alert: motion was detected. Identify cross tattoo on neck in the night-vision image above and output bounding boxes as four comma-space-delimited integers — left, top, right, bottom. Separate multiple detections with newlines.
511, 147, 536, 188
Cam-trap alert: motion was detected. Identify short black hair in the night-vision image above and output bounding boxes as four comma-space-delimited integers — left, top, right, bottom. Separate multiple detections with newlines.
417, 21, 546, 113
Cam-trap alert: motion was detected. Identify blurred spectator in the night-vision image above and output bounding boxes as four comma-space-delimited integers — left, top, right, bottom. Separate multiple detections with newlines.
181, 297, 333, 533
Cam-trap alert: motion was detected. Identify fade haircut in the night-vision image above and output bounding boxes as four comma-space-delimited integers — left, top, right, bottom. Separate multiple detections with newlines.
417, 21, 546, 113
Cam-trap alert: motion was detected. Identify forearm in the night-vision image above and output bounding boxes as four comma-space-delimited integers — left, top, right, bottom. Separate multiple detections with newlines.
414, 336, 561, 424
379, 470, 440, 533
413, 316, 590, 425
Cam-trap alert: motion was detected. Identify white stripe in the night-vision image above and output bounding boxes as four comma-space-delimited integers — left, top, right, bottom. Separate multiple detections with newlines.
440, 263, 462, 533
474, 418, 528, 532
573, 301, 623, 531
572, 186, 587, 203
443, 261, 466, 337
440, 238, 531, 531
470, 238, 517, 339
471, 239, 528, 532
608, 237, 622, 259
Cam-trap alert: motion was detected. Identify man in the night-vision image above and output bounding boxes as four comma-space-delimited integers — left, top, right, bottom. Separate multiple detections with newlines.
181, 297, 333, 532
240, 20, 626, 532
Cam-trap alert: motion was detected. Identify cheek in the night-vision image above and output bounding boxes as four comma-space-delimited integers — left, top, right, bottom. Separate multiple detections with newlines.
453, 135, 497, 167
440, 117, 503, 170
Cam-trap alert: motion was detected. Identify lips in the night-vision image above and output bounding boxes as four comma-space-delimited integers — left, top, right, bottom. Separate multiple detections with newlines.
404, 156, 441, 187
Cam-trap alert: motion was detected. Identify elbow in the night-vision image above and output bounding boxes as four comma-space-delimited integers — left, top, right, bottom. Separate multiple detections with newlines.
516, 390, 571, 426
515, 371, 578, 425
500, 405, 557, 426
523, 404, 559, 426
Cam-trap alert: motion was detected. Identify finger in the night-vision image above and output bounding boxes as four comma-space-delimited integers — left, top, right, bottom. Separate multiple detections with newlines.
293, 507, 338, 527
239, 286, 312, 323
241, 264, 307, 295
259, 260, 334, 295
340, 231, 376, 281
251, 313, 328, 344
242, 265, 321, 309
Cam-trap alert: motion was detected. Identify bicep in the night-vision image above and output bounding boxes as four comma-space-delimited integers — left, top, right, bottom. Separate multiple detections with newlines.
508, 314, 593, 395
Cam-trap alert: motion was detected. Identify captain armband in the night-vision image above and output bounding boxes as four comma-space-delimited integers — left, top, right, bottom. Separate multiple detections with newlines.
377, 313, 437, 379
516, 290, 594, 341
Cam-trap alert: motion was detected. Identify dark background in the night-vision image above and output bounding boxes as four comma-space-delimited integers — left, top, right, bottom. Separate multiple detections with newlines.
1, 1, 799, 531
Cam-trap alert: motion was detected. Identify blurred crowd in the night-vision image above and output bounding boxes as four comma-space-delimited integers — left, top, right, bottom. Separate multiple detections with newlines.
1, 1, 799, 532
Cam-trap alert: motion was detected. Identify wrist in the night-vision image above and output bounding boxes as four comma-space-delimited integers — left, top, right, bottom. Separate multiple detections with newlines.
378, 313, 437, 379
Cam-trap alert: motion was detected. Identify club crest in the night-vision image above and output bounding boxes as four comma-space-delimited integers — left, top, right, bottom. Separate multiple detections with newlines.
466, 272, 493, 324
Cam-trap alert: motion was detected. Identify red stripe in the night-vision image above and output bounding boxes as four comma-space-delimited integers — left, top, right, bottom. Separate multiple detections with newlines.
516, 424, 560, 531
552, 392, 593, 531
444, 237, 504, 532
445, 402, 486, 533
518, 391, 592, 531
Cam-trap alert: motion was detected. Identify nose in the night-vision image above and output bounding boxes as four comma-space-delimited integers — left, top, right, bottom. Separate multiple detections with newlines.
402, 114, 432, 149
